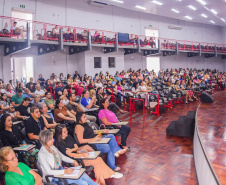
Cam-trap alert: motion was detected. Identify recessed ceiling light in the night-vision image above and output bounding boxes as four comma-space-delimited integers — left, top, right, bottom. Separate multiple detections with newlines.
188, 5, 197, 11
135, 5, 146, 10
171, 8, 179, 13
221, 18, 226, 22
111, 0, 124, 3
185, 16, 192, 20
201, 14, 208, 18
210, 20, 215, 24
152, 0, 163, 5
210, 9, 217, 15
197, 0, 206, 6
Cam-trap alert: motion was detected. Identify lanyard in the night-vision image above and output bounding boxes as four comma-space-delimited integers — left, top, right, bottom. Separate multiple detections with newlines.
36, 120, 41, 130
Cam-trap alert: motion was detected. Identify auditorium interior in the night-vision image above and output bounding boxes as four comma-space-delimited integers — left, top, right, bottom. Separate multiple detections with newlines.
0, 0, 226, 185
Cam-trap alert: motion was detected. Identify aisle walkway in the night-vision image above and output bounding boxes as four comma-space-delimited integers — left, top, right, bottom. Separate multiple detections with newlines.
106, 101, 199, 185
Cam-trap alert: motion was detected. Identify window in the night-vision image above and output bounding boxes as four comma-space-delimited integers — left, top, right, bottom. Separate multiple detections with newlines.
94, 57, 101, 68
108, 57, 115, 68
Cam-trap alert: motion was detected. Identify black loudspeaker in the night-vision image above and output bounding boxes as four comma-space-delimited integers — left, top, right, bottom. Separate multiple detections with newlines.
200, 92, 214, 103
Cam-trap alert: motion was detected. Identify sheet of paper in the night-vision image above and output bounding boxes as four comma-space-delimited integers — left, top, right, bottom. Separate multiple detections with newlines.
88, 152, 95, 157
64, 170, 80, 177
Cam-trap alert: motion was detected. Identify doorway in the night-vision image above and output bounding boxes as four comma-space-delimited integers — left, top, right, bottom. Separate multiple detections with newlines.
12, 57, 34, 84
12, 11, 33, 39
146, 57, 160, 74
145, 28, 159, 48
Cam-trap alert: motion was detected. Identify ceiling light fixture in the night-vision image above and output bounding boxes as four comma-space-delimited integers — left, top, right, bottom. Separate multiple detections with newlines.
171, 9, 179, 13
210, 9, 217, 15
196, 0, 206, 6
188, 5, 197, 10
210, 20, 215, 24
152, 0, 163, 5
111, 0, 124, 3
201, 14, 208, 18
135, 5, 146, 10
221, 18, 226, 22
185, 16, 192, 20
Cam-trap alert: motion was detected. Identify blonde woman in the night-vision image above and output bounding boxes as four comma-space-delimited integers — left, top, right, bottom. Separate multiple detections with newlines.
0, 147, 43, 185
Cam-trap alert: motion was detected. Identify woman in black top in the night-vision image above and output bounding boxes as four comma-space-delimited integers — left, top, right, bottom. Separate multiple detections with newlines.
75, 112, 127, 171
38, 102, 57, 129
15, 97, 31, 120
54, 124, 120, 185
0, 114, 38, 168
96, 87, 127, 114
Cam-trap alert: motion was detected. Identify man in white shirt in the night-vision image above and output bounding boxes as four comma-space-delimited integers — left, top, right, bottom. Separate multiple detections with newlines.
34, 84, 46, 100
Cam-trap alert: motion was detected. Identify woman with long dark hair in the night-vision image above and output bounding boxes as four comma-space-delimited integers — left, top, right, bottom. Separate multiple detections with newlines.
54, 124, 122, 185
0, 114, 39, 168
75, 112, 127, 171
98, 98, 131, 150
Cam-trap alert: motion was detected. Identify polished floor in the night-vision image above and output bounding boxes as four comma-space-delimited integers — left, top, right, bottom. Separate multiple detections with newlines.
197, 91, 226, 184
106, 100, 199, 185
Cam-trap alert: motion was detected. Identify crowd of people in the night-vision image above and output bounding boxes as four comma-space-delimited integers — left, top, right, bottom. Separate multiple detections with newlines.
0, 68, 225, 185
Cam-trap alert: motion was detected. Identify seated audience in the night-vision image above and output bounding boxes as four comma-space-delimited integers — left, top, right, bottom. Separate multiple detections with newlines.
75, 112, 127, 171
15, 97, 31, 120
12, 21, 26, 39
96, 87, 127, 114
0, 93, 16, 120
27, 82, 36, 93
9, 80, 15, 91
54, 99, 76, 125
60, 88, 69, 105
54, 124, 123, 185
106, 80, 122, 107
24, 88, 34, 102
5, 84, 15, 99
99, 98, 131, 150
44, 92, 55, 110
66, 93, 97, 124
26, 77, 36, 89
11, 88, 24, 107
52, 25, 59, 37
25, 106, 46, 141
32, 95, 41, 107
38, 103, 58, 129
37, 74, 45, 88
55, 82, 63, 99
0, 114, 39, 168
80, 89, 98, 111
38, 130, 98, 185
34, 84, 45, 99
0, 147, 43, 185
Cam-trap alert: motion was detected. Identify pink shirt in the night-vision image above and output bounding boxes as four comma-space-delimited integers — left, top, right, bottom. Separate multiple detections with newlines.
98, 109, 118, 123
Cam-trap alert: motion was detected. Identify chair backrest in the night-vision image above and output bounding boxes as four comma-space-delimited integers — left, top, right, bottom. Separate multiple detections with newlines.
36, 160, 43, 177
73, 133, 81, 146
0, 139, 4, 148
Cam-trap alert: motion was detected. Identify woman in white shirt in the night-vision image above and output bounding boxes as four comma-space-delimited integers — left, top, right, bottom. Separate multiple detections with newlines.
60, 89, 69, 105
132, 82, 149, 106
38, 130, 98, 185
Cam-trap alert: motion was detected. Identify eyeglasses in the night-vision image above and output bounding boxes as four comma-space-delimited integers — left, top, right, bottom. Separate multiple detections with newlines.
6, 155, 17, 161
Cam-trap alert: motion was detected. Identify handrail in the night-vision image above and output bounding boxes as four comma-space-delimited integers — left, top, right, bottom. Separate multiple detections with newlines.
122, 90, 135, 110
129, 98, 145, 125
0, 15, 225, 49
146, 93, 160, 116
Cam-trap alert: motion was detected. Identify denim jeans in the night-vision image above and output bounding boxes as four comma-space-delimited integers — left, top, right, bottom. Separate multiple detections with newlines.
95, 134, 121, 170
51, 167, 97, 185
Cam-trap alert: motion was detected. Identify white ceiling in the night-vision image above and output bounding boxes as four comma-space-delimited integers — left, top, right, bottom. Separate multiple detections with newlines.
96, 0, 226, 27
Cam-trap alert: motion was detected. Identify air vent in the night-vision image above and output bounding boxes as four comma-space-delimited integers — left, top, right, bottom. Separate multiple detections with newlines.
88, 0, 108, 7
168, 25, 183, 30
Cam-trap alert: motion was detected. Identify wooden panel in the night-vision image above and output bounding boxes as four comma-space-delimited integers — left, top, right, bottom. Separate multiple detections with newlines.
197, 91, 226, 184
